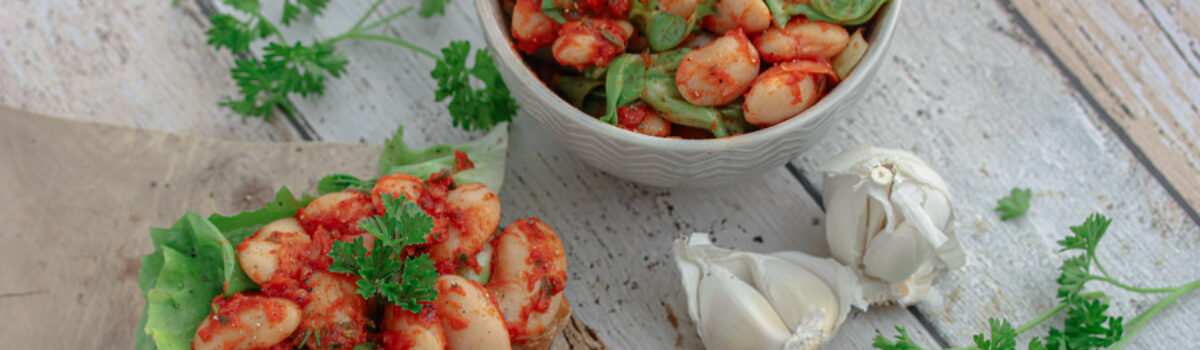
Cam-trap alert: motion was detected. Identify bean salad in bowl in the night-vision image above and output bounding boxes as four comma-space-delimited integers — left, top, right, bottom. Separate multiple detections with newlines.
475, 0, 898, 187
505, 0, 891, 139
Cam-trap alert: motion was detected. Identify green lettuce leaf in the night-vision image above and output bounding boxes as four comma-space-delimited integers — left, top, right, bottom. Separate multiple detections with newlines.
379, 123, 509, 192
136, 213, 258, 350
208, 186, 313, 239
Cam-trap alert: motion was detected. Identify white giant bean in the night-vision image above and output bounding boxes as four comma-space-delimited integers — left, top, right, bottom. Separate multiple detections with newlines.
237, 217, 310, 285
675, 29, 761, 106
486, 218, 571, 350
435, 275, 513, 350
702, 0, 772, 35
743, 60, 835, 127
192, 294, 302, 350
754, 18, 850, 63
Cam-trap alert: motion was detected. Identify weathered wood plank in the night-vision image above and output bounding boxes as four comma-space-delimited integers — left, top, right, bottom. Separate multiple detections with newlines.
1009, 0, 1200, 218
0, 0, 300, 141
217, 1, 948, 347
791, 0, 1200, 347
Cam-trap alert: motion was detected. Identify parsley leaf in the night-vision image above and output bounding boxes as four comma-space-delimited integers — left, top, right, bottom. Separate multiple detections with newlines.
223, 0, 261, 14
1045, 298, 1123, 349
420, 0, 452, 18
395, 254, 439, 311
1027, 338, 1047, 350
327, 193, 438, 312
298, 0, 331, 14
207, 14, 258, 54
1056, 255, 1090, 300
281, 2, 302, 25
280, 0, 333, 25
361, 194, 434, 249
221, 41, 348, 118
1057, 213, 1111, 255
995, 187, 1032, 221
432, 41, 520, 131
973, 319, 1017, 350
328, 235, 404, 300
872, 327, 926, 350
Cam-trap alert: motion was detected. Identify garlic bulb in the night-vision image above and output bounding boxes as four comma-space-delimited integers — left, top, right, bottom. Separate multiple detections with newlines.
821, 146, 966, 305
673, 233, 865, 350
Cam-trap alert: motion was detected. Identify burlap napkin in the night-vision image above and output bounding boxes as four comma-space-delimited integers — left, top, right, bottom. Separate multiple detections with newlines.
0, 106, 602, 349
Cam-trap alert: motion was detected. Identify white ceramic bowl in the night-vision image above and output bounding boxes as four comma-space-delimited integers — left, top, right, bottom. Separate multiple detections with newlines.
475, 0, 902, 187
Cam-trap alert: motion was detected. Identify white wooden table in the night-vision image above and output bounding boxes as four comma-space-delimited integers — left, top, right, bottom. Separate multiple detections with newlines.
3, 0, 1199, 348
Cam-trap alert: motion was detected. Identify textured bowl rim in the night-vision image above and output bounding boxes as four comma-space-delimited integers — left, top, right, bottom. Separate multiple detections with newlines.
475, 0, 902, 153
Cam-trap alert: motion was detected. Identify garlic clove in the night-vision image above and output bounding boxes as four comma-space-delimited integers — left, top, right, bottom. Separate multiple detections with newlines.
674, 234, 865, 350
864, 193, 889, 242
770, 251, 867, 332
862, 222, 936, 283
707, 252, 840, 337
823, 175, 870, 267
695, 263, 797, 350
890, 182, 949, 248
754, 256, 839, 335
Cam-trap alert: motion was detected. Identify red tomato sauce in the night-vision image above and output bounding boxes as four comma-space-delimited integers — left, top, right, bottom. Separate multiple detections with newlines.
617, 104, 651, 130
515, 0, 561, 54
296, 191, 377, 238
554, 19, 628, 70
196, 294, 292, 342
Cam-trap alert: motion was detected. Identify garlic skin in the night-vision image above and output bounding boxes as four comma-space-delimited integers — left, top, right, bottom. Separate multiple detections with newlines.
674, 234, 865, 350
821, 146, 966, 306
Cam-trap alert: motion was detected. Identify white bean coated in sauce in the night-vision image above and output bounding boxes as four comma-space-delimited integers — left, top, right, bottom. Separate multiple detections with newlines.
754, 18, 850, 63
675, 28, 761, 107
702, 0, 772, 35
742, 60, 835, 127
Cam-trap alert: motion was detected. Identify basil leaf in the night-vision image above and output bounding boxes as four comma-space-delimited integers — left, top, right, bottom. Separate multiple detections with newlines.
647, 13, 688, 51
556, 75, 605, 108
601, 54, 646, 124
541, 0, 568, 24
317, 173, 376, 195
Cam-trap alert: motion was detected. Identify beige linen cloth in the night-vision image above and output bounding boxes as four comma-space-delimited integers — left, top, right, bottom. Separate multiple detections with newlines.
0, 106, 602, 349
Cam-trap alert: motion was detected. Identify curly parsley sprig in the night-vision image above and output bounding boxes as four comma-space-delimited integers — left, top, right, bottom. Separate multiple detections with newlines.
872, 213, 1200, 350
201, 0, 517, 131
327, 193, 438, 312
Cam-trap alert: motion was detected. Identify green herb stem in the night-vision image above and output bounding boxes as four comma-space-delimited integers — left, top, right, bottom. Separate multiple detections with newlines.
1090, 275, 1181, 294
1092, 256, 1114, 280
1113, 277, 1200, 349
351, 0, 389, 32
327, 6, 416, 47
357, 7, 415, 34
340, 33, 440, 59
